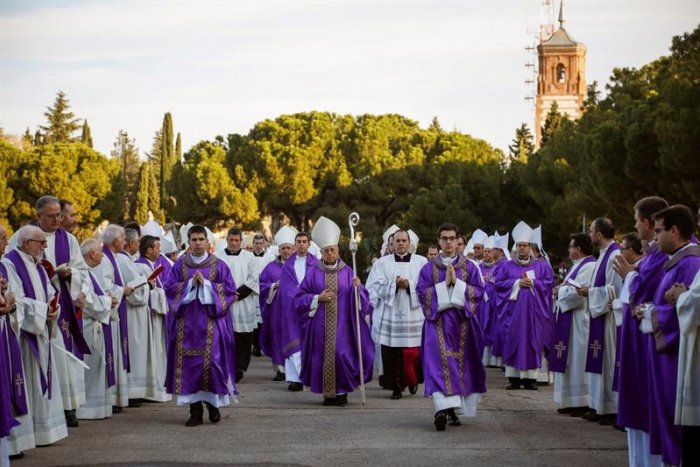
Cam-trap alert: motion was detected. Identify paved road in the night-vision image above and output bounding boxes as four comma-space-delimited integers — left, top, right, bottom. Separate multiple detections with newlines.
16, 356, 628, 466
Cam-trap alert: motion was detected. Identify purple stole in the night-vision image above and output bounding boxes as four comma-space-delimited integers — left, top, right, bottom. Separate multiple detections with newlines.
51, 228, 91, 358
550, 256, 595, 373
4, 249, 53, 398
87, 271, 116, 387
135, 256, 168, 344
0, 263, 28, 416
102, 245, 130, 372
585, 243, 620, 374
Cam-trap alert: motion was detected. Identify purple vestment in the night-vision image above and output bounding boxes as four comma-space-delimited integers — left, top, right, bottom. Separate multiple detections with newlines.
648, 244, 700, 466
477, 261, 496, 347
617, 243, 667, 431
294, 260, 374, 397
535, 258, 555, 357
494, 257, 551, 370
489, 258, 508, 359
87, 271, 116, 387
279, 253, 318, 360
102, 245, 131, 372
0, 262, 21, 437
258, 257, 285, 365
417, 255, 486, 398
163, 253, 238, 397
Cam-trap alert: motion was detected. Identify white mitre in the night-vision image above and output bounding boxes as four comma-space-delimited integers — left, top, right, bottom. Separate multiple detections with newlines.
484, 235, 496, 249
142, 220, 163, 238
465, 237, 475, 255
494, 231, 511, 260
160, 231, 178, 254
407, 229, 419, 254
470, 228, 488, 246
532, 225, 543, 250
179, 222, 193, 246
382, 224, 401, 243
311, 216, 341, 249
512, 221, 534, 244
275, 226, 298, 246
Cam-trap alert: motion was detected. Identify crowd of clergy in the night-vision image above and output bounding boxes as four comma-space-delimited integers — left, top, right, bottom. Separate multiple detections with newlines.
0, 194, 698, 467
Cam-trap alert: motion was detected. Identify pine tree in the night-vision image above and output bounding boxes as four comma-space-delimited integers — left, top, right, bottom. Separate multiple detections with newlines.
22, 128, 33, 148
508, 123, 534, 163
540, 101, 564, 148
428, 116, 443, 133
40, 90, 81, 143
81, 120, 94, 148
111, 130, 140, 221
33, 130, 44, 146
583, 81, 601, 112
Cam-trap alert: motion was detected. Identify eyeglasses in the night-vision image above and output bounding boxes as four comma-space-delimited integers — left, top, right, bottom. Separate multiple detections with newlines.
27, 239, 48, 246
439, 236, 457, 242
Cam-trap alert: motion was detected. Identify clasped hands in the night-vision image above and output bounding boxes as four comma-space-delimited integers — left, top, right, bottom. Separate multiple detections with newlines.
445, 265, 457, 286
318, 277, 361, 303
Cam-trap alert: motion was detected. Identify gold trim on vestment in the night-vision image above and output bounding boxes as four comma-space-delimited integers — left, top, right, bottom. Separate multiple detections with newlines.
283, 338, 300, 354
202, 318, 214, 390
322, 270, 338, 398
175, 317, 185, 393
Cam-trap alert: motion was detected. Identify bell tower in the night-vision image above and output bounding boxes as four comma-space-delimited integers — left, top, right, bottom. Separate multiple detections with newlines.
535, 1, 586, 147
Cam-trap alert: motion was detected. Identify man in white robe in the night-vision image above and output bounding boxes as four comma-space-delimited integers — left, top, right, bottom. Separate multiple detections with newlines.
552, 233, 595, 415
215, 228, 259, 382
578, 217, 622, 425
366, 230, 427, 399
2, 226, 67, 453
134, 235, 171, 402
250, 233, 270, 358
95, 225, 134, 411
77, 239, 116, 420
116, 228, 151, 407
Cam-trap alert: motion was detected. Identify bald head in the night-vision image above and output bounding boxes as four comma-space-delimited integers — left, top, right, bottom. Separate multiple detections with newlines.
81, 238, 103, 268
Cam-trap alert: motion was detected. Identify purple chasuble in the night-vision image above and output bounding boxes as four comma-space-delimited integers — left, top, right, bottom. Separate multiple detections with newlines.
549, 256, 595, 373
87, 271, 116, 387
617, 243, 667, 430
585, 243, 620, 374
535, 258, 556, 357
102, 245, 131, 372
279, 253, 318, 359
4, 249, 53, 398
258, 258, 285, 365
0, 264, 22, 436
494, 257, 551, 370
477, 261, 496, 347
294, 259, 374, 397
647, 245, 700, 466
417, 255, 486, 398
163, 253, 238, 396
488, 258, 508, 358
0, 263, 28, 418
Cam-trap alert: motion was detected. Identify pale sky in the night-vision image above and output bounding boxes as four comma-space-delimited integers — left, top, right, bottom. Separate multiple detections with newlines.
1, 0, 698, 158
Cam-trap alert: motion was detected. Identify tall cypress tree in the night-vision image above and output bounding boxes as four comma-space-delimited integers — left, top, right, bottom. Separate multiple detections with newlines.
160, 112, 174, 211
133, 162, 150, 224
175, 132, 182, 162
111, 130, 140, 221
81, 120, 94, 148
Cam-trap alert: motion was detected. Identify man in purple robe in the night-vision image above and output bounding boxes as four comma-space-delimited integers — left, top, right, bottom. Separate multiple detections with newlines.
494, 221, 551, 391
637, 205, 700, 466
279, 231, 318, 391
163, 225, 238, 427
478, 236, 498, 366
417, 223, 486, 431
294, 216, 374, 406
611, 197, 669, 465
489, 232, 510, 369
259, 226, 296, 381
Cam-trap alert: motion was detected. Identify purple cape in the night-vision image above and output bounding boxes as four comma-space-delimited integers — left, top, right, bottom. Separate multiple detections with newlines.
417, 255, 486, 398
617, 243, 666, 430
647, 245, 700, 466
279, 253, 318, 359
163, 253, 238, 396
494, 258, 551, 370
258, 257, 285, 365
294, 260, 374, 397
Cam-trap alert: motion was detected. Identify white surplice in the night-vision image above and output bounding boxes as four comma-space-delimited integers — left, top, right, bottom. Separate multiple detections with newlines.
77, 270, 114, 419
586, 243, 622, 415
366, 253, 428, 348
215, 249, 258, 333
676, 269, 700, 426
2, 251, 68, 450
553, 256, 595, 408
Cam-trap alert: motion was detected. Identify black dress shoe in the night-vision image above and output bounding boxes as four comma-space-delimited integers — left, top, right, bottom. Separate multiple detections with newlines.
557, 407, 573, 414
336, 394, 348, 406
185, 414, 203, 426
186, 402, 204, 426
272, 371, 286, 382
522, 380, 539, 390
447, 409, 461, 427
235, 369, 244, 383
582, 410, 601, 422
322, 397, 337, 406
252, 347, 262, 357
568, 407, 590, 417
9, 452, 24, 460
390, 390, 402, 400
506, 377, 522, 390
65, 409, 79, 427
112, 405, 122, 414
288, 382, 303, 392
204, 402, 221, 424
128, 398, 142, 408
408, 385, 418, 395
599, 414, 617, 426
434, 411, 447, 431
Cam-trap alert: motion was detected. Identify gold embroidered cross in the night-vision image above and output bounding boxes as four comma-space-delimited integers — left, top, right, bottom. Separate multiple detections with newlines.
14, 372, 23, 396
589, 339, 602, 359
554, 340, 567, 359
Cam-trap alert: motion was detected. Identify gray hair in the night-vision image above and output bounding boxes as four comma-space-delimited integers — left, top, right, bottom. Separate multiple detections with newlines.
15, 225, 43, 248
102, 224, 124, 245
80, 238, 101, 257
124, 228, 139, 245
36, 195, 60, 214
